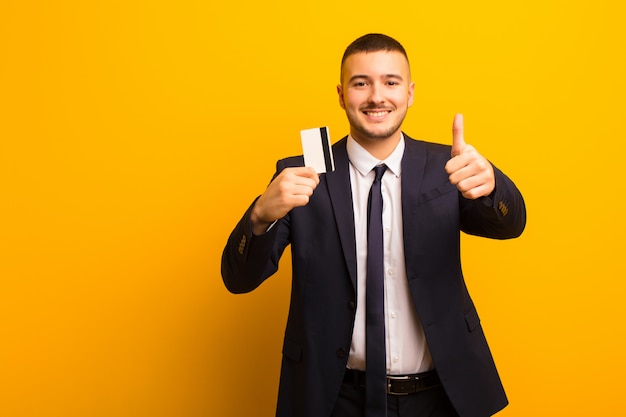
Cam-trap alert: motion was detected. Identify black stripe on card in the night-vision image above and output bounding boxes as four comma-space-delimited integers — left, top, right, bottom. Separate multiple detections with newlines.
320, 127, 332, 172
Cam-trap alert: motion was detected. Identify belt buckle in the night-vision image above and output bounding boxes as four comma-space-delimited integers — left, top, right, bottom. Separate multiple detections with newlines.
387, 375, 413, 395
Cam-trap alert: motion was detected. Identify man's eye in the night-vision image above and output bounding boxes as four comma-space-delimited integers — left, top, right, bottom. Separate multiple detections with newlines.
354, 81, 367, 87
387, 81, 399, 86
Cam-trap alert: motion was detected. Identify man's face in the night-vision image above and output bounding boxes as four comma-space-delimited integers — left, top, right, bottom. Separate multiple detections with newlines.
337, 50, 414, 144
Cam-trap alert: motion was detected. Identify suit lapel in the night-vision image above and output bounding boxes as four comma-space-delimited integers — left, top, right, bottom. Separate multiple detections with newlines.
401, 135, 428, 274
324, 138, 358, 290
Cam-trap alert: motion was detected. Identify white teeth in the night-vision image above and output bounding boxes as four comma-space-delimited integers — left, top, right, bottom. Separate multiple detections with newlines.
366, 111, 388, 117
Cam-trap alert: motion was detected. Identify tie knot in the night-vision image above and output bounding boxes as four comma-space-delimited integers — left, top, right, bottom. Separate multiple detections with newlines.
373, 164, 387, 183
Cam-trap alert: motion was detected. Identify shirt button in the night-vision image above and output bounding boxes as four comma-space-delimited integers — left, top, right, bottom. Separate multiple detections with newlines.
393, 356, 399, 363
385, 227, 391, 233
390, 312, 397, 319
387, 269, 394, 275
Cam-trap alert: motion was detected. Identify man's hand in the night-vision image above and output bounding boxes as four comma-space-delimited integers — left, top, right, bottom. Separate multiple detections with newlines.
445, 114, 495, 200
250, 167, 320, 235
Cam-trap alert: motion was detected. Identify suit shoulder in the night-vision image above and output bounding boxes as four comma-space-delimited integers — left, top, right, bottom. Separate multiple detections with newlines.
403, 134, 452, 156
276, 155, 304, 170
331, 136, 349, 149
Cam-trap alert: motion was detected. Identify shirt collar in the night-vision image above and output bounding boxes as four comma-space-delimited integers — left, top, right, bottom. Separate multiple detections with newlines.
346, 134, 405, 178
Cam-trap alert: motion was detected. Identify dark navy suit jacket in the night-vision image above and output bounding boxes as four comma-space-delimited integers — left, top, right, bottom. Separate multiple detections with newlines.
222, 134, 526, 417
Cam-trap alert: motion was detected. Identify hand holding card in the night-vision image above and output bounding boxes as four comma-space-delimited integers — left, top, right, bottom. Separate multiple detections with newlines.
300, 127, 335, 174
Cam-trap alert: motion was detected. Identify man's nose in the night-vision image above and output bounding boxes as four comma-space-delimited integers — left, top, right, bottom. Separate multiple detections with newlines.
368, 84, 384, 104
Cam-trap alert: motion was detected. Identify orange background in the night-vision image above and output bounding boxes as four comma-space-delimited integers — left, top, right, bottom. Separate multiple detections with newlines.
2, 1, 625, 416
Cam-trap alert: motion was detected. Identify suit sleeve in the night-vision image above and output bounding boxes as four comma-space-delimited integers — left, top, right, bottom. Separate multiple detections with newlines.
220, 163, 292, 294
459, 164, 526, 239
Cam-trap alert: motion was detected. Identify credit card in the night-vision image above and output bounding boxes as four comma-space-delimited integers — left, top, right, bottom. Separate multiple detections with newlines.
300, 126, 335, 173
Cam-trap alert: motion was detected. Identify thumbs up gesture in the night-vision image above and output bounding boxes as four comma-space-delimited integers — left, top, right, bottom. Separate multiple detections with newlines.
445, 114, 495, 199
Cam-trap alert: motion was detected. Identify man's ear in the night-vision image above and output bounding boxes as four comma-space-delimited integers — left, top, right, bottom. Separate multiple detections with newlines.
407, 82, 415, 107
337, 84, 345, 109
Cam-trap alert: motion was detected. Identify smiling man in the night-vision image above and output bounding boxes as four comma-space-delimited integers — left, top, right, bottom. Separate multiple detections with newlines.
222, 34, 526, 417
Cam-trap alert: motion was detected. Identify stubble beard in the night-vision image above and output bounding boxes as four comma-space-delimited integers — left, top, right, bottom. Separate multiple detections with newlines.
347, 108, 407, 142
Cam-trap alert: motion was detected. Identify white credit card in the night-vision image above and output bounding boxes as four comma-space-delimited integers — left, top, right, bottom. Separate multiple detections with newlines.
300, 126, 335, 174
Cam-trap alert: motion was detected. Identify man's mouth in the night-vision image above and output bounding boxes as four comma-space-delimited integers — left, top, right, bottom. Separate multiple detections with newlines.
362, 109, 392, 118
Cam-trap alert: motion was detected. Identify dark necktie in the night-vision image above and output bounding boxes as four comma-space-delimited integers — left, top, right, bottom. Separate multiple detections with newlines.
365, 164, 387, 417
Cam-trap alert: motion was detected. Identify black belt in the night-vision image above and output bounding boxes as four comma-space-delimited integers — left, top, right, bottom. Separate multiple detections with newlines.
343, 369, 441, 395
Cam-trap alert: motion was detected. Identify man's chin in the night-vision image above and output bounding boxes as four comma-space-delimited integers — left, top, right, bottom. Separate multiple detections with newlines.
354, 126, 400, 141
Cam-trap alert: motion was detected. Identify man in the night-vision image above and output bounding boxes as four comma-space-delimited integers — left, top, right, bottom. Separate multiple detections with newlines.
221, 34, 526, 417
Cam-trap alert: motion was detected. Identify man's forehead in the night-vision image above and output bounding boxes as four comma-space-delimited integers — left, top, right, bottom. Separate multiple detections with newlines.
341, 50, 410, 80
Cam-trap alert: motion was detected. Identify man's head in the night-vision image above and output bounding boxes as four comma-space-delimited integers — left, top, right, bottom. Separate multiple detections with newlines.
338, 34, 414, 148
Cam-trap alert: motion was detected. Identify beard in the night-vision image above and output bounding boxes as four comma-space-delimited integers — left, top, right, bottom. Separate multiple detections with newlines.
345, 106, 407, 141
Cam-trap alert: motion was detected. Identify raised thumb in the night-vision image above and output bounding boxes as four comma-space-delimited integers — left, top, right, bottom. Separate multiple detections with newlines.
451, 113, 466, 157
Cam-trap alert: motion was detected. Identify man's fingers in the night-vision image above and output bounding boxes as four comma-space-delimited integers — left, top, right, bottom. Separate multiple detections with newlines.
289, 166, 320, 185
451, 113, 466, 157
282, 166, 319, 188
445, 144, 475, 175
274, 167, 320, 205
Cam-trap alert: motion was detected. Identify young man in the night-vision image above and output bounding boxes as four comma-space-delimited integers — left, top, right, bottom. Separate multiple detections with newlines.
222, 33, 526, 417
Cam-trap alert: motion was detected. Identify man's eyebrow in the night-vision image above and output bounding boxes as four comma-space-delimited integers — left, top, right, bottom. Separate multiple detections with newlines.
347, 73, 404, 83
348, 74, 371, 83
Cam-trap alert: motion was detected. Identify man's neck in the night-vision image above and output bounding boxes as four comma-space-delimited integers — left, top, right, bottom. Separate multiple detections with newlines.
350, 132, 403, 160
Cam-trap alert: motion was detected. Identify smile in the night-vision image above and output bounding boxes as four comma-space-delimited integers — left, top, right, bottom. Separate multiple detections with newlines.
363, 110, 390, 118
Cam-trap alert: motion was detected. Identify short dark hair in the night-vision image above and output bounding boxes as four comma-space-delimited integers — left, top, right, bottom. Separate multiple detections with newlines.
341, 33, 409, 68
340, 33, 409, 83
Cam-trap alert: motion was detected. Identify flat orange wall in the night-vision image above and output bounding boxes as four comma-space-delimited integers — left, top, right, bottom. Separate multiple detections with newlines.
2, 1, 625, 416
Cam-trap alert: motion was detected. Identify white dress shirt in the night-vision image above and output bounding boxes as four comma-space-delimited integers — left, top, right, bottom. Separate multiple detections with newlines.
345, 135, 434, 375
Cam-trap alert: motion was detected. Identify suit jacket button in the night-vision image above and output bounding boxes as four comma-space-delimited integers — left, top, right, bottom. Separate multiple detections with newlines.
498, 201, 509, 216
336, 348, 347, 358
238, 235, 247, 255
347, 300, 356, 310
